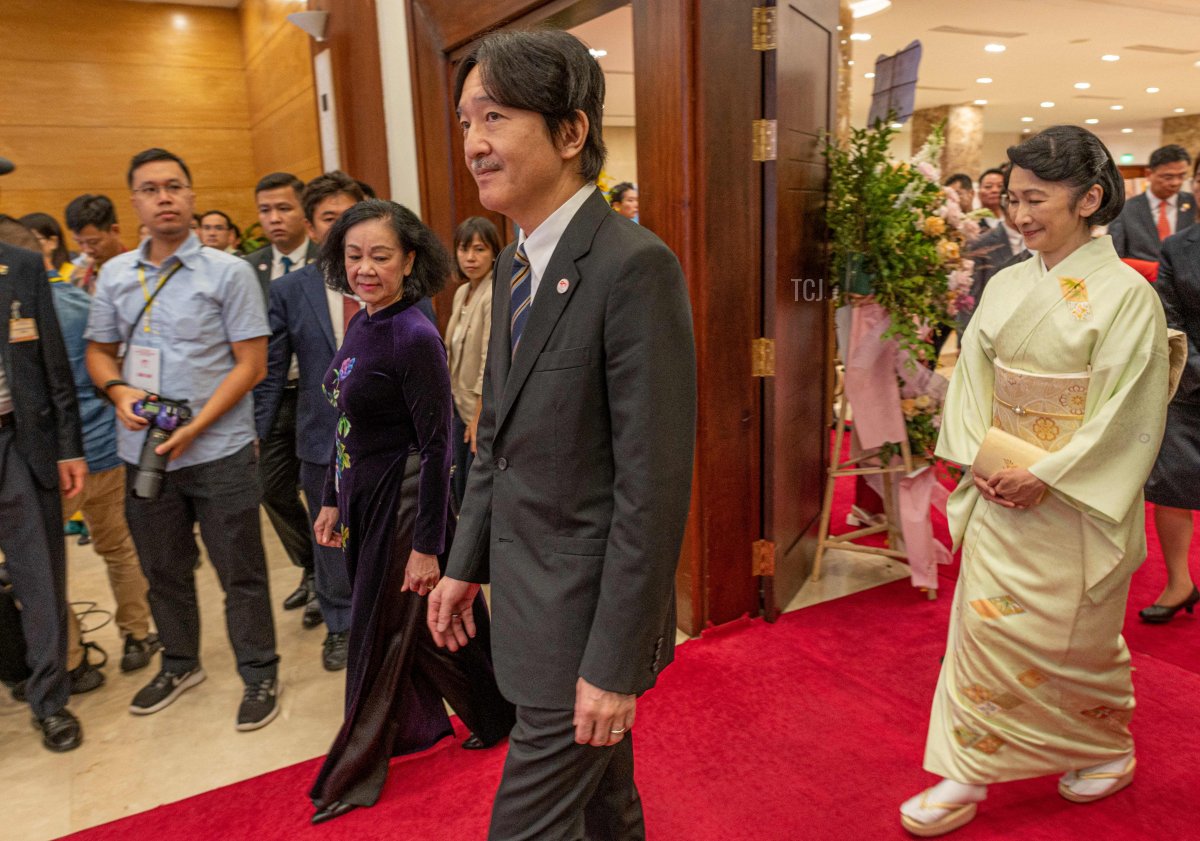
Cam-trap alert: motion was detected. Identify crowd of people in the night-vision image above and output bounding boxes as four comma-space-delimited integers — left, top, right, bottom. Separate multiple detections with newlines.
1, 21, 1196, 840
1, 27, 690, 838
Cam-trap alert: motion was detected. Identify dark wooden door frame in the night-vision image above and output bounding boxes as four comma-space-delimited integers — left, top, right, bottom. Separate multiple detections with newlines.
405, 0, 830, 634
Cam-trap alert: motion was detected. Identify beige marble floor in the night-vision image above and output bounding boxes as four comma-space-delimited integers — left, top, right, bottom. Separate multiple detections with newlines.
1, 517, 903, 840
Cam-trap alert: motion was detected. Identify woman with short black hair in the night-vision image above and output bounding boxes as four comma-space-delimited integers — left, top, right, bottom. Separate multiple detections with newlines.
901, 126, 1173, 836
309, 200, 514, 824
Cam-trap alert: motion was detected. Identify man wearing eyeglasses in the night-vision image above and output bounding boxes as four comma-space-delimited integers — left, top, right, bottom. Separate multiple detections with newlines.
83, 148, 281, 731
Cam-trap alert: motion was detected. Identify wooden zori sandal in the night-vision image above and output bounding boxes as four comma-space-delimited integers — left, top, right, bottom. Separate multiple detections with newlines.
1058, 756, 1136, 804
900, 791, 979, 837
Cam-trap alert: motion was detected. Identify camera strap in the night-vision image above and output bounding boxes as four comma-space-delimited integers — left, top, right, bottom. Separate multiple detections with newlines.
128, 262, 183, 345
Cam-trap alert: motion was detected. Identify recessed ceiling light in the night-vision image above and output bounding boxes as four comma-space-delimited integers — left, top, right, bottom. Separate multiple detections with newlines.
974, 99, 988, 105
1022, 128, 1032, 134
1021, 116, 1034, 122
1040, 101, 1055, 108
864, 72, 875, 79
1194, 60, 1200, 67
1074, 82, 1091, 90
985, 43, 1006, 53
172, 13, 188, 30
1102, 54, 1120, 62
588, 48, 607, 58
850, 32, 872, 42
1175, 107, 1187, 113
1122, 128, 1133, 133
850, 0, 891, 18
1085, 118, 1099, 124
1146, 87, 1160, 93
848, 60, 855, 66
1110, 104, 1124, 110
976, 77, 993, 84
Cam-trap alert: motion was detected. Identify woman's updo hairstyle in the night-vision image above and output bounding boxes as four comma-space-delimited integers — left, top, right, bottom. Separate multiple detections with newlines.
320, 199, 450, 301
1006, 125, 1124, 227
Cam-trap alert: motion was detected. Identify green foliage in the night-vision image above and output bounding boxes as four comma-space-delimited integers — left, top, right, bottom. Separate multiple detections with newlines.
239, 221, 268, 254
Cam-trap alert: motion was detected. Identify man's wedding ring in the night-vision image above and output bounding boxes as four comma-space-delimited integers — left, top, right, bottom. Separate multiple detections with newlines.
610, 727, 627, 734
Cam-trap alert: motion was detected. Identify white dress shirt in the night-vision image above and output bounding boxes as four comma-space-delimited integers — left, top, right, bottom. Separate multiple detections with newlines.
518, 184, 597, 304
325, 287, 362, 350
271, 242, 311, 280
1002, 219, 1024, 257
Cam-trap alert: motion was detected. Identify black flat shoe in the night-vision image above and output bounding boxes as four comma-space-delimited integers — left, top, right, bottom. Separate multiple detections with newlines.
462, 733, 502, 750
1139, 585, 1200, 624
312, 801, 358, 824
33, 709, 83, 752
283, 573, 313, 611
302, 599, 323, 629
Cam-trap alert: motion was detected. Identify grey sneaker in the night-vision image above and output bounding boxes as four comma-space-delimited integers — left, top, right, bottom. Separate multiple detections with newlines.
236, 678, 281, 731
129, 667, 206, 715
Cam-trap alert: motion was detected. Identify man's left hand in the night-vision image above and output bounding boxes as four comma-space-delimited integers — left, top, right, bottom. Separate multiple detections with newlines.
155, 425, 198, 461
574, 677, 635, 747
58, 459, 87, 499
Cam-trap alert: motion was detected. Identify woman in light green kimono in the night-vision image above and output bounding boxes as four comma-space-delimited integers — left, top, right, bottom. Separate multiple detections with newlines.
900, 125, 1172, 837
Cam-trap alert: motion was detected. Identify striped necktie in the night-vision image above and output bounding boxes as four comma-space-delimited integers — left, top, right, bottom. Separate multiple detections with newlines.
510, 243, 531, 356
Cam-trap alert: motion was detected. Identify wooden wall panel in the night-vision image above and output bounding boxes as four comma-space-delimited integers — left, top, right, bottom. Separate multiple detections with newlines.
0, 1, 256, 250
239, 0, 323, 186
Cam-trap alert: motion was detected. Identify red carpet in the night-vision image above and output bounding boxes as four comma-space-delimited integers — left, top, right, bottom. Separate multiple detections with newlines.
65, 452, 1198, 840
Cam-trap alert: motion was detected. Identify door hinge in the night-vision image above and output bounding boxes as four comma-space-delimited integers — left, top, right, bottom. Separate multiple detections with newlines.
752, 337, 776, 377
752, 119, 777, 162
753, 539, 777, 576
752, 6, 777, 51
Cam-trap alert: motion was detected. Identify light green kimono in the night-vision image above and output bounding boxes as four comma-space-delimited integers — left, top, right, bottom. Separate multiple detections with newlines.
926, 235, 1171, 783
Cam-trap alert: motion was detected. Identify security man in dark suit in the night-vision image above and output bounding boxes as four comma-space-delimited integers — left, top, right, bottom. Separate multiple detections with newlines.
430, 30, 696, 839
0, 240, 87, 751
1108, 144, 1196, 261
243, 172, 322, 623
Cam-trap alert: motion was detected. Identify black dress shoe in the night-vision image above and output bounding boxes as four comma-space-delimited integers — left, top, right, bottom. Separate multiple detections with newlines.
1139, 585, 1200, 624
34, 709, 83, 752
302, 599, 323, 629
283, 573, 313, 611
461, 733, 502, 750
322, 631, 348, 671
311, 800, 358, 824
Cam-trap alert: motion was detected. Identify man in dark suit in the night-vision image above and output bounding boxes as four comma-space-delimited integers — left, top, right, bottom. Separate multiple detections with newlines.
243, 172, 322, 623
0, 241, 87, 751
1109, 144, 1196, 261
430, 30, 696, 839
960, 201, 1030, 334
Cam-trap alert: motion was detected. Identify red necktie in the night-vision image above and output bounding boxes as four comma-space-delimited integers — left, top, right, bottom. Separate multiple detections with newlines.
342, 295, 360, 336
1157, 199, 1172, 240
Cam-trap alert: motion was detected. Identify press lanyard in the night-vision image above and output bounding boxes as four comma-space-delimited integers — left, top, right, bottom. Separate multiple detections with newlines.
136, 262, 183, 333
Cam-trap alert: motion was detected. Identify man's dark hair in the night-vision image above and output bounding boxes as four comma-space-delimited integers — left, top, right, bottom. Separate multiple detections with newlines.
355, 179, 377, 199
0, 214, 41, 250
979, 168, 1006, 184
255, 172, 305, 198
320, 199, 449, 302
1007, 125, 1124, 227
1148, 144, 1191, 170
943, 173, 973, 192
65, 194, 118, 233
19, 212, 71, 267
302, 171, 366, 222
200, 209, 240, 238
454, 29, 607, 182
127, 148, 191, 187
452, 216, 503, 281
609, 182, 636, 204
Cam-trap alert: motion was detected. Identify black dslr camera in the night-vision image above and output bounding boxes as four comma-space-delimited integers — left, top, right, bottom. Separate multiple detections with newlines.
131, 395, 192, 500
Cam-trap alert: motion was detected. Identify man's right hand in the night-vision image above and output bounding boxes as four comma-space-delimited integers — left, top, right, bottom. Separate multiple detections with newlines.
314, 506, 341, 547
428, 577, 480, 651
110, 385, 149, 431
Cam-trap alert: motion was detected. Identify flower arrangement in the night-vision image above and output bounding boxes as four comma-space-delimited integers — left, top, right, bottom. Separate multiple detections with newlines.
824, 120, 985, 359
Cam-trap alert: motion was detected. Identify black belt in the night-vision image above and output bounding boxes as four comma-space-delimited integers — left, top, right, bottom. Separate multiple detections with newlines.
0, 413, 13, 428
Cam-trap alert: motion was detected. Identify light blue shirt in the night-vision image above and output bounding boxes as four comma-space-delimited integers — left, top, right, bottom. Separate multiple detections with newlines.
85, 234, 269, 470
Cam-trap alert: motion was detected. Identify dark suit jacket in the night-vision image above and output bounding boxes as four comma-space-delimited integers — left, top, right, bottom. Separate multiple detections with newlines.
243, 240, 319, 302
253, 262, 438, 459
1108, 191, 1196, 261
1156, 226, 1200, 405
447, 188, 697, 709
0, 244, 83, 487
960, 223, 1026, 333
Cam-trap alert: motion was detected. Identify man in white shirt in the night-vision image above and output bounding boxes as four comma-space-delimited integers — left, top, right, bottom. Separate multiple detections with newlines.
1109, 144, 1196, 261
243, 172, 321, 621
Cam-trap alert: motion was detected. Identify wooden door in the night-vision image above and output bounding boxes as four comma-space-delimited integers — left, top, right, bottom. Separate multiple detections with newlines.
760, 0, 838, 615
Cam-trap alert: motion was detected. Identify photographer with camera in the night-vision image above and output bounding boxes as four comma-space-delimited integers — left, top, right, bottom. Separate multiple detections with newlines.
84, 148, 281, 731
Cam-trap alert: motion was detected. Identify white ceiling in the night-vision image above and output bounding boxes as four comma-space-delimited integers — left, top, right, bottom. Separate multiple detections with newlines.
849, 0, 1200, 138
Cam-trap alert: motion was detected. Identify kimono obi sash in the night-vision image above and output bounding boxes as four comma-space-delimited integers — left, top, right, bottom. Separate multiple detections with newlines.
992, 361, 1090, 453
